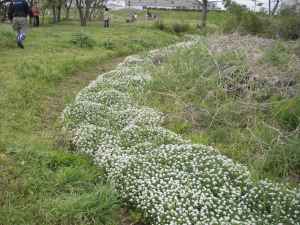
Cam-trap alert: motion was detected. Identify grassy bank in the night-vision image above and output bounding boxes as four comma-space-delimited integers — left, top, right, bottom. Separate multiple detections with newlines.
138, 35, 300, 183
0, 17, 182, 224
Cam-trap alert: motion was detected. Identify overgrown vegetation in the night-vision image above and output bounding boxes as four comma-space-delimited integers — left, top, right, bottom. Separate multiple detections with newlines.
139, 36, 300, 182
223, 3, 300, 40
62, 39, 300, 225
153, 20, 192, 34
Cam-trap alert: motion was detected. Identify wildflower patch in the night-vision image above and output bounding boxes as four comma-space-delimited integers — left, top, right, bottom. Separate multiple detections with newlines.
63, 39, 300, 225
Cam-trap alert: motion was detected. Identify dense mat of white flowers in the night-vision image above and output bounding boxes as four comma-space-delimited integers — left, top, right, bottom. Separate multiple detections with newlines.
63, 39, 300, 225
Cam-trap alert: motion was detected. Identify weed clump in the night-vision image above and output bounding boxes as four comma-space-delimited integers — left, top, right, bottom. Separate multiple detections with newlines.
171, 22, 191, 34
154, 20, 192, 34
275, 97, 300, 130
223, 3, 300, 40
71, 31, 96, 48
153, 20, 166, 31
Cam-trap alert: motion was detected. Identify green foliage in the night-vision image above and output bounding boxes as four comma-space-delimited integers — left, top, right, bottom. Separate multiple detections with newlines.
239, 12, 265, 35
223, 3, 300, 40
16, 58, 65, 82
51, 188, 120, 225
100, 39, 115, 50
223, 4, 267, 35
262, 42, 290, 66
139, 41, 300, 182
0, 18, 180, 225
171, 22, 191, 34
262, 137, 300, 178
274, 97, 300, 130
153, 20, 166, 31
71, 31, 97, 48
0, 29, 16, 49
0, 144, 120, 225
154, 20, 193, 34
277, 13, 300, 40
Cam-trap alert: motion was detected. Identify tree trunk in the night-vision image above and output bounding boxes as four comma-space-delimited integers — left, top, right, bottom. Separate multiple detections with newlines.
66, 7, 70, 19
57, 6, 61, 22
201, 0, 208, 28
52, 6, 57, 23
84, 0, 91, 23
65, 0, 73, 20
76, 0, 86, 26
272, 0, 280, 15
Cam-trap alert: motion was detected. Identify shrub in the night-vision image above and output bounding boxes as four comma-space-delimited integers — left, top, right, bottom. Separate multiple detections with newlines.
171, 22, 191, 34
223, 10, 266, 35
275, 97, 300, 130
100, 39, 115, 50
277, 14, 300, 40
239, 12, 265, 35
153, 20, 166, 31
71, 31, 96, 48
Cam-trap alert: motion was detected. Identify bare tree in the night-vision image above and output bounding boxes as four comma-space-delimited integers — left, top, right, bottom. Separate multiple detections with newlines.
75, 0, 104, 26
76, 0, 92, 26
88, 0, 105, 21
272, 0, 281, 15
64, 0, 73, 20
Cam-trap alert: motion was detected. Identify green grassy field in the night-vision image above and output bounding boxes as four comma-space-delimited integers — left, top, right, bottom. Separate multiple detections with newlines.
0, 8, 230, 224
3, 8, 297, 225
0, 15, 184, 224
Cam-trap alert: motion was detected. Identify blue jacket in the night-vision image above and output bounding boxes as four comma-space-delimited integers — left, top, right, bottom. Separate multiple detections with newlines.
8, 0, 30, 20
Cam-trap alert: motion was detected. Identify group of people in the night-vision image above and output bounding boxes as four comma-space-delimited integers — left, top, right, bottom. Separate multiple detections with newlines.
6, 0, 155, 49
7, 0, 111, 49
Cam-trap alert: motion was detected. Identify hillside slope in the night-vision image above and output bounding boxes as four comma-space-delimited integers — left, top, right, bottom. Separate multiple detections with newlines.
63, 36, 300, 224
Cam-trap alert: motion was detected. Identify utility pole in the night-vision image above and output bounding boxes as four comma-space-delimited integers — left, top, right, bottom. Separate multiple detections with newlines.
269, 0, 271, 15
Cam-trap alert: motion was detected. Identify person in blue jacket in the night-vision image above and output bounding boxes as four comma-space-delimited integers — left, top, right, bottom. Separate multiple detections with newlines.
8, 0, 30, 48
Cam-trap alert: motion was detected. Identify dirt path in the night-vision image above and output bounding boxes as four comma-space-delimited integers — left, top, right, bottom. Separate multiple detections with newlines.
40, 57, 125, 140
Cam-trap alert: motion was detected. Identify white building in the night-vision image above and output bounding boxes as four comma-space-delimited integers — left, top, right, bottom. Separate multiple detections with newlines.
124, 0, 223, 10
106, 0, 126, 10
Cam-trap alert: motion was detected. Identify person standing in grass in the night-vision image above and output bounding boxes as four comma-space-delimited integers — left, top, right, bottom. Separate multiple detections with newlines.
8, 0, 30, 49
103, 7, 111, 28
31, 1, 39, 27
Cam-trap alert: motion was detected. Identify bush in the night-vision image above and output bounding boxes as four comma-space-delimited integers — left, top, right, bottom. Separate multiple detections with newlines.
239, 12, 265, 35
153, 20, 166, 31
277, 14, 300, 40
275, 97, 300, 130
100, 39, 115, 50
71, 32, 96, 48
171, 22, 191, 34
223, 10, 267, 35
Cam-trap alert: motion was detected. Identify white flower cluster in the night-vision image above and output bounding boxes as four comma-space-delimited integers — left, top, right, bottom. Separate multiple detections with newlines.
62, 39, 300, 225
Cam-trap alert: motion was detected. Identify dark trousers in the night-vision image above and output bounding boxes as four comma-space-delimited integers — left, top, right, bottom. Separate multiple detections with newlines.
104, 19, 109, 28
33, 16, 39, 27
